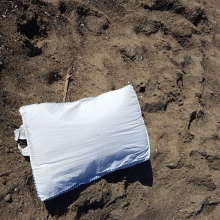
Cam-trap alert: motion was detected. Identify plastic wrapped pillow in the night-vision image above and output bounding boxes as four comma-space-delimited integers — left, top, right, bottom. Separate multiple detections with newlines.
14, 85, 150, 201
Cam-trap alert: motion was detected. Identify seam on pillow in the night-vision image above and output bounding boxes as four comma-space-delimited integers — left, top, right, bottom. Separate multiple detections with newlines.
19, 107, 41, 200
132, 88, 151, 159
43, 157, 149, 201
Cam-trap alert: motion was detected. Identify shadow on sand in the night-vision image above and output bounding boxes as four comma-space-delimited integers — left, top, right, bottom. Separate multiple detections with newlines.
44, 160, 153, 217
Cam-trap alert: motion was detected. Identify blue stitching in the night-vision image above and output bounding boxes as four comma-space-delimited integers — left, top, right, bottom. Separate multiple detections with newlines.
42, 157, 149, 201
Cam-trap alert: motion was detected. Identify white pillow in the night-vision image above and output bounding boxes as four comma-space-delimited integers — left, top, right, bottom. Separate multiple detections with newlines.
14, 85, 150, 201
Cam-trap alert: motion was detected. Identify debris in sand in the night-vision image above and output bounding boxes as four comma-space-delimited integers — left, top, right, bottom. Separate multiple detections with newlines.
4, 194, 12, 203
0, 171, 12, 177
188, 110, 204, 129
63, 68, 72, 102
1, 172, 11, 185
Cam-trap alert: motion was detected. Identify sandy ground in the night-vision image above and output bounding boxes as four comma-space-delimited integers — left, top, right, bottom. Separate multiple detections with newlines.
1, 0, 220, 219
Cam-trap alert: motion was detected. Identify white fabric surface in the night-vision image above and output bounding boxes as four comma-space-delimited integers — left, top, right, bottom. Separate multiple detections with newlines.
15, 85, 150, 201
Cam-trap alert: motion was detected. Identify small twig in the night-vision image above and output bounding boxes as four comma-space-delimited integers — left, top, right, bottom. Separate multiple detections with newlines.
63, 68, 72, 102
0, 171, 12, 177
26, 174, 33, 185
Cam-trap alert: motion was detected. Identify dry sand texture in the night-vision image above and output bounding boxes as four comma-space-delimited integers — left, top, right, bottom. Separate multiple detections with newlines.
1, 0, 220, 219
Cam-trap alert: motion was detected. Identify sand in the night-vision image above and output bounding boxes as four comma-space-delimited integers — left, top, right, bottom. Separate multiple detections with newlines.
1, 0, 220, 219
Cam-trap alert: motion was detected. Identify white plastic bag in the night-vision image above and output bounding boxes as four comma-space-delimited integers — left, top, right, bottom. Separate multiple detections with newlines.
14, 85, 150, 201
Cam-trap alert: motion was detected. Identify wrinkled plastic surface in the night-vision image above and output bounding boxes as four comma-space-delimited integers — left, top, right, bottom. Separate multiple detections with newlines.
16, 85, 150, 201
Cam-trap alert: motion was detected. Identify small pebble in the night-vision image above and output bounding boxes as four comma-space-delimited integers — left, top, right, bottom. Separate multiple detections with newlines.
167, 163, 178, 169
4, 194, 12, 203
